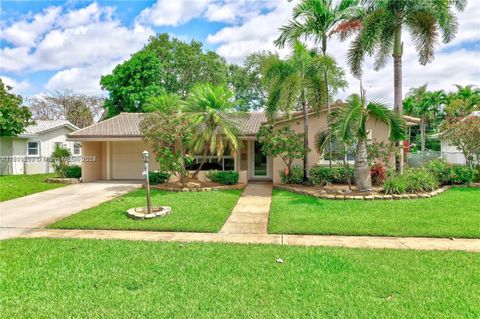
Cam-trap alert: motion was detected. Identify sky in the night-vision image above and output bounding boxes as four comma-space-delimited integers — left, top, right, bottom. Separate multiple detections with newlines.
1, 0, 479, 106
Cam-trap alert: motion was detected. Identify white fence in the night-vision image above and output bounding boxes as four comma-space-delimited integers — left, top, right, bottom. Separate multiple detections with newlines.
0, 156, 82, 175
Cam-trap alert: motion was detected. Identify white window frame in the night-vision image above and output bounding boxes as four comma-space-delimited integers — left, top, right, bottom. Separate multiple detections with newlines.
73, 143, 81, 155
27, 141, 40, 156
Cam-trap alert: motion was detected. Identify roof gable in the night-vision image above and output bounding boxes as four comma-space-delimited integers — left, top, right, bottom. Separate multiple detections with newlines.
18, 120, 79, 137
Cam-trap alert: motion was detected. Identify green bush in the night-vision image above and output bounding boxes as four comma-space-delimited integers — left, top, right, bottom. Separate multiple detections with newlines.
309, 166, 354, 185
148, 171, 171, 185
384, 169, 438, 194
280, 165, 304, 184
207, 170, 239, 185
425, 159, 475, 185
64, 165, 81, 179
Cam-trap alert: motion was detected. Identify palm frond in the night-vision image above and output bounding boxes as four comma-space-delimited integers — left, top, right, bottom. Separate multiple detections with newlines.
367, 100, 406, 142
406, 11, 439, 65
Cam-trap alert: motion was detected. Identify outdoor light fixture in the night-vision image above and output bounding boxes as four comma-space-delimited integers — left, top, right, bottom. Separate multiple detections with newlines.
142, 150, 152, 215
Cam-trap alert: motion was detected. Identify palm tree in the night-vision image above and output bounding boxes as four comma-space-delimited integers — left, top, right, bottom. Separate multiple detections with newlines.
184, 83, 240, 178
275, 0, 361, 166
317, 93, 406, 191
347, 0, 466, 173
262, 41, 346, 181
446, 84, 480, 119
143, 92, 183, 113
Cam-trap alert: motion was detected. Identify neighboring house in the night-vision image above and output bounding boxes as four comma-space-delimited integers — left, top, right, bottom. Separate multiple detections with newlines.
0, 120, 80, 175
434, 111, 480, 165
68, 105, 420, 184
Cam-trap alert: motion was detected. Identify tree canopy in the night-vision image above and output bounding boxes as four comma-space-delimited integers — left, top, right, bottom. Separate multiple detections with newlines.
0, 79, 34, 137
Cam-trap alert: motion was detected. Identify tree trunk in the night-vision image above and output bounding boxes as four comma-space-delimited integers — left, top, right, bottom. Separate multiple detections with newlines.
302, 89, 309, 182
322, 36, 333, 169
420, 118, 425, 164
354, 139, 372, 192
393, 25, 404, 174
192, 148, 208, 179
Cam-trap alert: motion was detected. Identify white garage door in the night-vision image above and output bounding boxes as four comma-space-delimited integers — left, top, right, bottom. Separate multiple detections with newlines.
111, 141, 151, 180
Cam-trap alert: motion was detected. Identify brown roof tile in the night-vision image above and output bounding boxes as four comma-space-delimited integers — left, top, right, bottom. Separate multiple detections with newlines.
68, 112, 267, 138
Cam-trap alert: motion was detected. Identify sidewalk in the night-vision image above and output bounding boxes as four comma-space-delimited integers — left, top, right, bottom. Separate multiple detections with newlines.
220, 182, 272, 234
16, 228, 480, 252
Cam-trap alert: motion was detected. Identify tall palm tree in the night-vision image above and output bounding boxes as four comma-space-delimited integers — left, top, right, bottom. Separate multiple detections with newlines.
184, 83, 240, 178
262, 41, 346, 181
347, 0, 466, 173
317, 93, 406, 191
275, 0, 362, 166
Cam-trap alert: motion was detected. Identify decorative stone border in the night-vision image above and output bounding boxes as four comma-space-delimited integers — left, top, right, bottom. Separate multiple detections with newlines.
127, 206, 172, 219
147, 183, 246, 192
274, 184, 453, 200
45, 178, 80, 184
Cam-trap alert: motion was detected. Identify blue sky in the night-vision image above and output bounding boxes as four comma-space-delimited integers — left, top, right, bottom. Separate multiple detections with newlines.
1, 0, 479, 103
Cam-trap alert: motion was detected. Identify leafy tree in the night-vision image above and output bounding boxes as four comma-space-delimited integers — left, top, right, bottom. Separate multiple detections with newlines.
141, 110, 193, 186
100, 50, 164, 116
347, 0, 466, 173
443, 116, 480, 168
0, 79, 34, 136
317, 93, 406, 191
257, 126, 305, 180
262, 41, 347, 181
29, 89, 104, 128
445, 84, 480, 119
228, 52, 271, 111
145, 33, 228, 97
184, 83, 240, 178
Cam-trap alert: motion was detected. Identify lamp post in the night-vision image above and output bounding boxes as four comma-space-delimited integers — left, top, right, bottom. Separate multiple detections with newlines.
142, 150, 152, 215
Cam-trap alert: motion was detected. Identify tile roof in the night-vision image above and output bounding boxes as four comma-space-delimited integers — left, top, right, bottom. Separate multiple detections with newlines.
19, 120, 78, 136
68, 112, 268, 138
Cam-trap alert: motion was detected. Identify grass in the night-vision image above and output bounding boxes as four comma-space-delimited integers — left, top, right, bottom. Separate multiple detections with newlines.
48, 189, 242, 232
269, 187, 480, 238
1, 238, 479, 318
0, 173, 65, 201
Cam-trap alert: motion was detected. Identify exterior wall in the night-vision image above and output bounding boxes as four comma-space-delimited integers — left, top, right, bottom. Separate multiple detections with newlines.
111, 141, 160, 179
271, 112, 392, 184
440, 139, 467, 165
81, 142, 103, 182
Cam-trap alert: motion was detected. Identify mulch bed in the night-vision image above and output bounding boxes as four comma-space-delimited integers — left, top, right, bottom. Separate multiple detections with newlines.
145, 178, 246, 192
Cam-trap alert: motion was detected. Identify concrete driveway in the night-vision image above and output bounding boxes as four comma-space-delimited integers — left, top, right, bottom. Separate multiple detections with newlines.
0, 181, 141, 239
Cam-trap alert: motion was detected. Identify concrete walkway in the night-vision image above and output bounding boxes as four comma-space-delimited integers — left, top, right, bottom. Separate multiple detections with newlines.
220, 182, 272, 234
16, 229, 480, 252
0, 181, 141, 239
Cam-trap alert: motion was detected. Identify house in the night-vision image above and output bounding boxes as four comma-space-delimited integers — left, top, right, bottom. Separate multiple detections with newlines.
0, 120, 80, 175
68, 107, 420, 184
434, 111, 479, 165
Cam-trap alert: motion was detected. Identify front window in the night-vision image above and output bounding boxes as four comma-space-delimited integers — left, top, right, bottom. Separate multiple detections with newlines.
185, 156, 234, 171
321, 139, 356, 163
73, 143, 81, 155
27, 142, 39, 156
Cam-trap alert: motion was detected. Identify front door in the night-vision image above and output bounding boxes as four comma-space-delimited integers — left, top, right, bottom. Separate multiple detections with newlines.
252, 141, 269, 178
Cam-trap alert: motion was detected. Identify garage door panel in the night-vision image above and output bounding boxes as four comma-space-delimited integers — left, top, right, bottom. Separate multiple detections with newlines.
112, 142, 159, 179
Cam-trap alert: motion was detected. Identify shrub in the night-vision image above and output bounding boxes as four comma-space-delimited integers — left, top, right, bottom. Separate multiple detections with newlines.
384, 169, 438, 194
207, 170, 239, 185
309, 166, 354, 185
370, 162, 387, 185
425, 159, 475, 185
383, 176, 407, 195
64, 165, 81, 179
51, 145, 71, 178
280, 165, 304, 184
148, 171, 171, 185
450, 165, 475, 184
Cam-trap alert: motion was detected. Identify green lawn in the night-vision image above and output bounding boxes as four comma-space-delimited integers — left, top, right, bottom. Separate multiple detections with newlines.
49, 189, 242, 232
0, 173, 64, 201
1, 238, 478, 318
269, 187, 480, 238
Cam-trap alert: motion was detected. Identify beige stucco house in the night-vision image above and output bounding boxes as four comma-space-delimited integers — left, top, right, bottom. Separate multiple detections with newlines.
69, 107, 420, 184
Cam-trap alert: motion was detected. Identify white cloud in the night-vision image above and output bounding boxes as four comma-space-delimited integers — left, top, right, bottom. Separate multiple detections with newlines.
136, 0, 210, 26
0, 6, 61, 47
207, 0, 294, 63
0, 76, 31, 94
45, 61, 118, 95
204, 0, 266, 23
